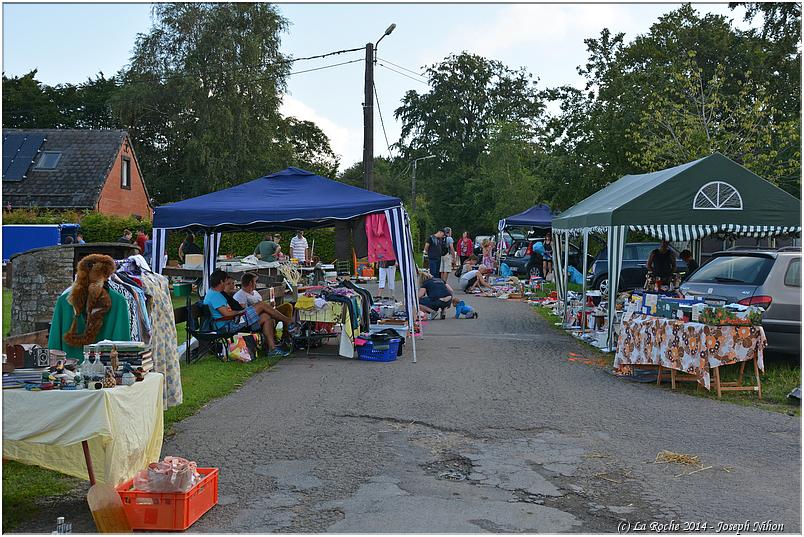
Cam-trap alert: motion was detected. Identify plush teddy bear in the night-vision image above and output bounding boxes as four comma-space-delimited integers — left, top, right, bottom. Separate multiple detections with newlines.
64, 254, 117, 347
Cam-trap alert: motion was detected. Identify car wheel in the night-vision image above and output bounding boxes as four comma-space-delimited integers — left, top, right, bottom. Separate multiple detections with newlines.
595, 276, 609, 295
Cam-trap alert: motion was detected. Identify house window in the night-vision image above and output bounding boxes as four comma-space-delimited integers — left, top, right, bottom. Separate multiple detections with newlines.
35, 151, 62, 169
121, 157, 131, 190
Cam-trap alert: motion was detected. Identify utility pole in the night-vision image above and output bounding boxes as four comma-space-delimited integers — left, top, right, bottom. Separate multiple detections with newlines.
363, 42, 374, 191
363, 24, 395, 192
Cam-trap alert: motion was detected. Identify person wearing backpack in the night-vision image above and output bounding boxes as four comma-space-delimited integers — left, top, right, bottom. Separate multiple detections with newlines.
423, 228, 448, 277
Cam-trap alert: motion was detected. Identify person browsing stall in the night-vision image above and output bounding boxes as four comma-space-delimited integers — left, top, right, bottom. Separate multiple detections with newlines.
441, 227, 457, 282
679, 250, 699, 281
457, 231, 473, 266
646, 240, 677, 281
204, 270, 288, 358
459, 265, 494, 293
418, 271, 455, 320
178, 232, 202, 263
254, 233, 281, 262
423, 228, 448, 277
290, 230, 309, 264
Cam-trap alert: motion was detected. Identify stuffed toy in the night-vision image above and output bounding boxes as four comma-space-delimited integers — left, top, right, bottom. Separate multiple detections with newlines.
64, 254, 117, 347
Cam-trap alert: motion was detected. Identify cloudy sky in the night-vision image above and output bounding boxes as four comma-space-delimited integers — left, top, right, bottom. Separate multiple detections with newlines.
3, 2, 757, 171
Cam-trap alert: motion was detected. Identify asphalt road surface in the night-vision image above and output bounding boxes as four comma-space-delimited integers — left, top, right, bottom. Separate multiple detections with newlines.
14, 284, 801, 533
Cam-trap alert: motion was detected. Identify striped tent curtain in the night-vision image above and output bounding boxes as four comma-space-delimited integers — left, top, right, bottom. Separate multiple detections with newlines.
385, 207, 419, 362
630, 224, 801, 241
552, 230, 566, 303
201, 232, 222, 295
150, 228, 168, 274
606, 225, 627, 350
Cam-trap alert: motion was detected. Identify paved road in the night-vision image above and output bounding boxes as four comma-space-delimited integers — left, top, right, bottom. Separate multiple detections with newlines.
15, 286, 801, 533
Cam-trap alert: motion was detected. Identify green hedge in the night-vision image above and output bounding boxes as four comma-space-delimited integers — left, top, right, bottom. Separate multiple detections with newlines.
3, 209, 150, 243
165, 228, 337, 263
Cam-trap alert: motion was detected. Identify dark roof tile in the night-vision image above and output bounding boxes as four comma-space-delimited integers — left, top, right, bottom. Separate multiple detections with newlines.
2, 128, 127, 209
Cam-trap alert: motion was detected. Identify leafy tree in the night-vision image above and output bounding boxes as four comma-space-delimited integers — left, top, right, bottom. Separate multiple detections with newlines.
2, 70, 61, 128
471, 121, 543, 231
394, 52, 544, 232
114, 3, 337, 202
627, 55, 800, 193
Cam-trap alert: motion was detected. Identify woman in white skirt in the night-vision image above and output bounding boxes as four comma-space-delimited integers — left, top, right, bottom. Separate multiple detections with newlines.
378, 260, 396, 299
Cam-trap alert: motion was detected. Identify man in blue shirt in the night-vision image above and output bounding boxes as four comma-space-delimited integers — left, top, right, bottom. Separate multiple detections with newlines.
204, 270, 289, 358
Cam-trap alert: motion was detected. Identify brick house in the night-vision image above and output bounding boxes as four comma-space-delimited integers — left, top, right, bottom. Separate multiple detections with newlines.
2, 129, 152, 220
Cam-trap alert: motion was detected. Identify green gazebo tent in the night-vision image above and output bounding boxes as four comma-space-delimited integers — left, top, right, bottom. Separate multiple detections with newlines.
551, 153, 801, 349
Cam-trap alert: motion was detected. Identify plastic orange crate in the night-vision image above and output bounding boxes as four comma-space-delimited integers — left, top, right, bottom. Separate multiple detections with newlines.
117, 467, 219, 531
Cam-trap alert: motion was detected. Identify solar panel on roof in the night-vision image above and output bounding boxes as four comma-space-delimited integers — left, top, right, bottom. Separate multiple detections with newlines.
3, 134, 46, 181
2, 134, 27, 176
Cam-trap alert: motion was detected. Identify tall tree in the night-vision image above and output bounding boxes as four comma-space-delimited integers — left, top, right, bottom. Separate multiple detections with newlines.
394, 52, 544, 231
115, 3, 336, 202
2, 70, 62, 128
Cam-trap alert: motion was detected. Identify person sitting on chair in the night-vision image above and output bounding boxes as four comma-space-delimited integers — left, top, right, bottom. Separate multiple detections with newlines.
234, 273, 295, 346
204, 270, 288, 358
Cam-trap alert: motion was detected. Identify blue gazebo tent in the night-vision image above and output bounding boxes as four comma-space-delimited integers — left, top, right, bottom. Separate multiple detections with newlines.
150, 167, 420, 360
498, 203, 556, 231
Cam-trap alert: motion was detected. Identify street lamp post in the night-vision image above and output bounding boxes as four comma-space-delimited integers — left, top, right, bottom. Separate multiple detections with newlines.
410, 155, 436, 212
363, 23, 396, 191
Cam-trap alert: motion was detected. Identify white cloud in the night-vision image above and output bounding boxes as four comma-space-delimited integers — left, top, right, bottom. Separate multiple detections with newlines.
280, 95, 362, 168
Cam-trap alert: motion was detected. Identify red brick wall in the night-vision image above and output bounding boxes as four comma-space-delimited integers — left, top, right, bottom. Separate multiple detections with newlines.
96, 138, 152, 220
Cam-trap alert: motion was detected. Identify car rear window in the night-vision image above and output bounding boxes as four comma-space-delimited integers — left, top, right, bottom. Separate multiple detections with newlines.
686, 255, 774, 285
784, 258, 801, 287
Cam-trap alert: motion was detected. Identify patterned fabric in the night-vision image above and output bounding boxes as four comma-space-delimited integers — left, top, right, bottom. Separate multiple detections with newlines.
140, 272, 183, 408
614, 314, 766, 389
108, 279, 140, 342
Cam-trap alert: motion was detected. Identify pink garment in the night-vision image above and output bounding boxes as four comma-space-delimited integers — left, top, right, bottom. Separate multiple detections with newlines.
365, 213, 396, 263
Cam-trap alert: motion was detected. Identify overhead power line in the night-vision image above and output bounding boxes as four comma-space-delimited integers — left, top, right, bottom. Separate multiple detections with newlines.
377, 63, 429, 86
376, 57, 426, 79
290, 58, 364, 77
373, 81, 394, 159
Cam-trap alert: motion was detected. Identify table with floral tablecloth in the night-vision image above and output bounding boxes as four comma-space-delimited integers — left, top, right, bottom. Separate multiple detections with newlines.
614, 313, 767, 389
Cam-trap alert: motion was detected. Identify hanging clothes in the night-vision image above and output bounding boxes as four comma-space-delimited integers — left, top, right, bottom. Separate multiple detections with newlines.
48, 286, 132, 360
139, 272, 183, 408
334, 220, 353, 261
352, 216, 369, 259
365, 213, 396, 263
108, 278, 141, 342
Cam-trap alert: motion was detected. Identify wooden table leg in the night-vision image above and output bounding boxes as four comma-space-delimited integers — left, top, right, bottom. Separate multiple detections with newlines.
671, 368, 676, 390
713, 366, 722, 399
657, 366, 663, 385
753, 357, 762, 400
82, 440, 96, 486
736, 361, 747, 387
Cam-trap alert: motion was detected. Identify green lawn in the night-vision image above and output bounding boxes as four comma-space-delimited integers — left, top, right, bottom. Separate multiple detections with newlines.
1, 288, 287, 531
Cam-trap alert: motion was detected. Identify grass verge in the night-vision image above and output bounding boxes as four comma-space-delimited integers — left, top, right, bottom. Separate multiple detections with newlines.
2, 338, 285, 530
529, 294, 799, 414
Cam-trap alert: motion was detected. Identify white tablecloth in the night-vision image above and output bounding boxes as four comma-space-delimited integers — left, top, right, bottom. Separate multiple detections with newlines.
3, 373, 164, 485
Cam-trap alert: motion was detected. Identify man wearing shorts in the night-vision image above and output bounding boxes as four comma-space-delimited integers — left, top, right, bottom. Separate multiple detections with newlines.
204, 270, 288, 358
440, 227, 457, 282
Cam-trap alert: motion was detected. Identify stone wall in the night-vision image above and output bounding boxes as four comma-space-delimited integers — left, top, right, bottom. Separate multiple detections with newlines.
10, 246, 74, 335
8, 243, 139, 336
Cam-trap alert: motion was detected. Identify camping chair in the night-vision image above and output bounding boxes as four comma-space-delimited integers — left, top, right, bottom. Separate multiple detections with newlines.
186, 301, 262, 363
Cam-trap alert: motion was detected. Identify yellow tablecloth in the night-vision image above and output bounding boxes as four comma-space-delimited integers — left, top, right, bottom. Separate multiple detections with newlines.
3, 373, 164, 485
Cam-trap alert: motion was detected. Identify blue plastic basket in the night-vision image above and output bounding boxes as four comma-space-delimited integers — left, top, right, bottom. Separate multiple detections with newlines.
357, 338, 400, 362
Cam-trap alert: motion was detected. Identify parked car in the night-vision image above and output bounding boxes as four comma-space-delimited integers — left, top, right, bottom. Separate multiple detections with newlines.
587, 242, 688, 293
472, 231, 525, 257
680, 248, 801, 355
502, 237, 592, 276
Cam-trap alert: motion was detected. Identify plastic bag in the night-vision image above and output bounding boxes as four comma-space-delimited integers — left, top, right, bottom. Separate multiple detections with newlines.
133, 456, 200, 493
500, 263, 512, 277
228, 334, 253, 362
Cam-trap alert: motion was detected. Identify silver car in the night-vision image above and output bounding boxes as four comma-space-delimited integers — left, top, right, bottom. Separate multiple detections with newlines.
680, 248, 801, 355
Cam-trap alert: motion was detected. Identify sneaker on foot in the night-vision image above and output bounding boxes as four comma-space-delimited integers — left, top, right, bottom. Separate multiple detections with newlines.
266, 349, 285, 359
428, 311, 438, 321
440, 310, 446, 320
